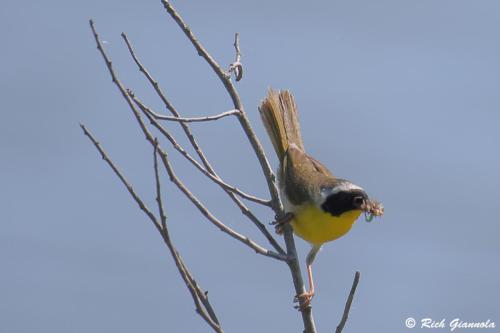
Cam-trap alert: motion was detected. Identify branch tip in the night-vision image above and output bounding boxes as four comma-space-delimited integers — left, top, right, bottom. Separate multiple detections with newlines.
335, 271, 361, 333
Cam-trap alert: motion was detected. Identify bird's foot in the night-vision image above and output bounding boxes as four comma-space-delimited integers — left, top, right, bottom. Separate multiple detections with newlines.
293, 290, 314, 311
270, 212, 294, 234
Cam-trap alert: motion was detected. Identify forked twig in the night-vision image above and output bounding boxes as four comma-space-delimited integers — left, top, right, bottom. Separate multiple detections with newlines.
122, 33, 284, 255
160, 0, 281, 212
121, 32, 215, 174
157, 147, 287, 261
131, 94, 286, 256
88, 19, 285, 262
129, 93, 271, 207
81, 124, 222, 332
153, 140, 221, 327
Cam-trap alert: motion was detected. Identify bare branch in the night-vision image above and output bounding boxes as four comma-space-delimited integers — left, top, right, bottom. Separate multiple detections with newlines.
228, 33, 243, 81
146, 108, 240, 123
89, 20, 151, 142
122, 32, 284, 255
157, 147, 287, 262
177, 252, 221, 326
130, 94, 271, 207
282, 224, 317, 333
153, 140, 222, 328
159, 2, 317, 332
160, 0, 282, 214
121, 33, 265, 204
121, 32, 216, 174
80, 123, 161, 233
88, 20, 285, 261
335, 271, 361, 333
81, 124, 222, 332
130, 94, 286, 259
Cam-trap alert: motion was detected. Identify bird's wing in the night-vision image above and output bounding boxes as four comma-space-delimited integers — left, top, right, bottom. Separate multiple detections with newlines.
281, 145, 335, 206
307, 155, 334, 177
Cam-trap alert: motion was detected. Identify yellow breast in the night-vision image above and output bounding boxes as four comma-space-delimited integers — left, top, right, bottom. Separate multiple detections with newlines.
291, 204, 362, 245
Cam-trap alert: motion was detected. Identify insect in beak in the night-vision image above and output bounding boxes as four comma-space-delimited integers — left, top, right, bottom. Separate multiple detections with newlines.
362, 199, 384, 222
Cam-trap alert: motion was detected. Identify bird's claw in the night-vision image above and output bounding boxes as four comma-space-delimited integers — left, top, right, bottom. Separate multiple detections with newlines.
270, 212, 294, 235
293, 290, 314, 311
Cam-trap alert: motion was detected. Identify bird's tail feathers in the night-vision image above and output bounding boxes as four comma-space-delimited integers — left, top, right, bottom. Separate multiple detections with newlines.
258, 89, 304, 160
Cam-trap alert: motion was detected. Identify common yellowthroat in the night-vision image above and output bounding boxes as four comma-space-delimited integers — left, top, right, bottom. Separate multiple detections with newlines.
259, 89, 383, 309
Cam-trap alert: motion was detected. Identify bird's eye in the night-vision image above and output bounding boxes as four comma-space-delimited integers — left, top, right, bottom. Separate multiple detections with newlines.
320, 186, 330, 195
353, 196, 364, 206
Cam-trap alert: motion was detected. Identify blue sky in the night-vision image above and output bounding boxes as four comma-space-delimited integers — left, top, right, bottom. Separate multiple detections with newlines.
1, 1, 499, 332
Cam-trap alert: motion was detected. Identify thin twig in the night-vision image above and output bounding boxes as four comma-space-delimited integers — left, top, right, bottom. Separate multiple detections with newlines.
81, 124, 222, 332
89, 19, 285, 261
153, 139, 168, 231
80, 124, 161, 233
227, 33, 243, 81
177, 252, 220, 326
146, 108, 240, 123
335, 271, 361, 333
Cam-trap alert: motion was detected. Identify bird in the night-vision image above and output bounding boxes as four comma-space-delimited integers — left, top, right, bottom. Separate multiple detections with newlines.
258, 89, 383, 310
